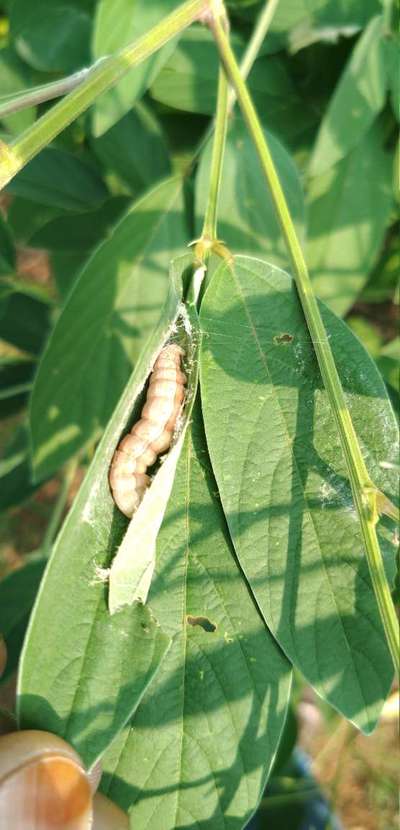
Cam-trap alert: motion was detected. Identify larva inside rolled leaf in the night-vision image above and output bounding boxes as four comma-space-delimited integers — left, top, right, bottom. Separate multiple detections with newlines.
109, 344, 186, 517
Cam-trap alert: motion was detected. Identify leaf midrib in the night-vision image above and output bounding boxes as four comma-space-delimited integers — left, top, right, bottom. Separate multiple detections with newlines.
217, 263, 370, 712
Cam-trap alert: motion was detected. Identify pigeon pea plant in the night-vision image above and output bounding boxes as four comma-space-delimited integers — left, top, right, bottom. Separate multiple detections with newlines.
0, 0, 398, 827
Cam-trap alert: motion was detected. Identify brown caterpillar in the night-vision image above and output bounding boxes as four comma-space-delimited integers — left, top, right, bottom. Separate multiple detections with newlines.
109, 344, 186, 517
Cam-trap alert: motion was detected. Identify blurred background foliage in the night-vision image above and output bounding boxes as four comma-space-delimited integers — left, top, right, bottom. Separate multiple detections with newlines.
0, 0, 398, 828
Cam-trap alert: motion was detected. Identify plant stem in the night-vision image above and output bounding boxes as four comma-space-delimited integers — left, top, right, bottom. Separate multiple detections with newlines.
185, 0, 280, 174
228, 0, 280, 109
42, 458, 79, 557
0, 0, 207, 190
197, 0, 279, 250
210, 5, 400, 673
201, 0, 280, 241
382, 0, 394, 32
200, 67, 229, 242
0, 67, 93, 119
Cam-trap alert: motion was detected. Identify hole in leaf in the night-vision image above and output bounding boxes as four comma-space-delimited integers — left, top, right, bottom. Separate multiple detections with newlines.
274, 333, 294, 345
186, 615, 217, 633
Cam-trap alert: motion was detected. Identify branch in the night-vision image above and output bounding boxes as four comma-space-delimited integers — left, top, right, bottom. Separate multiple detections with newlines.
0, 67, 94, 119
0, 0, 207, 189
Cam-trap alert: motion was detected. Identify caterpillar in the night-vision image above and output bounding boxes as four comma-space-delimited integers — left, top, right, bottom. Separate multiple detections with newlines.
109, 344, 187, 518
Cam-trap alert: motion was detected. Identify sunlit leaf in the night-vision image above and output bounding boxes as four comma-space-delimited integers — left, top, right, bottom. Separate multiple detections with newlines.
102, 401, 292, 828
309, 16, 387, 175
91, 103, 170, 195
151, 26, 314, 143
109, 281, 200, 613
0, 48, 37, 135
92, 0, 179, 136
269, 0, 382, 34
17, 262, 185, 768
196, 117, 305, 271
200, 256, 398, 734
29, 177, 187, 481
306, 122, 393, 316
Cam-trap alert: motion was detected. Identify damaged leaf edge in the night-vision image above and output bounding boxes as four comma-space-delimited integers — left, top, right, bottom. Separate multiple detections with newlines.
108, 254, 201, 613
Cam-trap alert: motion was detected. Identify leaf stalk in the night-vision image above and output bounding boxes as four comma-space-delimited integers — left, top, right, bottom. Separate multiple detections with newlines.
0, 66, 93, 119
228, 0, 280, 111
199, 66, 229, 247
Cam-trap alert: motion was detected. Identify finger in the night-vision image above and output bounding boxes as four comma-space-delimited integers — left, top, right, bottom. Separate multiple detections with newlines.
0, 730, 92, 829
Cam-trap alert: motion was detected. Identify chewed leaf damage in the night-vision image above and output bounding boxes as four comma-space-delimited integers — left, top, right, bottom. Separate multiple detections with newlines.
109, 344, 187, 518
187, 615, 217, 633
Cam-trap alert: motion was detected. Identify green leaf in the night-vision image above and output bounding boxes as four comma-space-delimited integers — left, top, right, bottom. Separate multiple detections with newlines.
29, 176, 187, 481
109, 272, 200, 613
196, 117, 305, 270
0, 556, 46, 683
346, 315, 383, 358
200, 256, 398, 734
249, 56, 318, 145
0, 356, 35, 417
50, 251, 91, 300
17, 265, 185, 767
29, 196, 130, 252
360, 226, 399, 304
384, 35, 400, 121
91, 0, 179, 136
269, 0, 382, 34
10, 0, 92, 73
101, 400, 292, 827
19, 604, 171, 770
306, 122, 393, 316
377, 338, 400, 397
0, 278, 52, 354
6, 198, 65, 245
270, 706, 298, 774
0, 48, 37, 135
150, 26, 243, 115
0, 424, 39, 511
6, 146, 108, 211
0, 212, 16, 274
309, 16, 387, 176
91, 103, 171, 195
150, 27, 312, 142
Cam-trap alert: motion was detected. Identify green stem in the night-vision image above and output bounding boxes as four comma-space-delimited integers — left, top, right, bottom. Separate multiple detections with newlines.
42, 458, 79, 557
185, 0, 280, 174
228, 0, 280, 109
197, 0, 278, 250
210, 5, 400, 674
0, 66, 94, 119
382, 0, 394, 32
200, 67, 229, 241
0, 0, 207, 189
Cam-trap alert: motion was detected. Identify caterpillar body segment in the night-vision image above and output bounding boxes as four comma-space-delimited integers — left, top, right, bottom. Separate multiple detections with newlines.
109, 344, 186, 517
